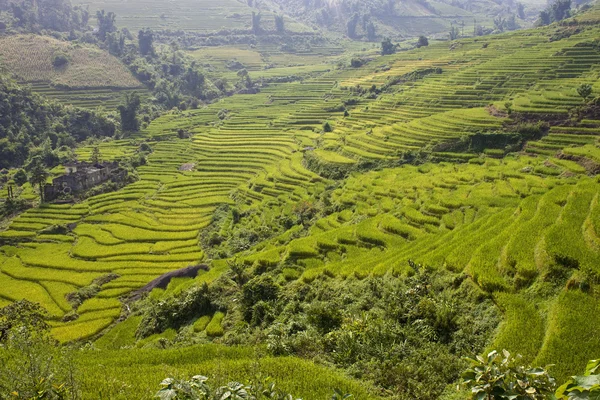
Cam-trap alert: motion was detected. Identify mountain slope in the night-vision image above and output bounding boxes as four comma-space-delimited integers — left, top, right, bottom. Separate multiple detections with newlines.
1, 4, 600, 398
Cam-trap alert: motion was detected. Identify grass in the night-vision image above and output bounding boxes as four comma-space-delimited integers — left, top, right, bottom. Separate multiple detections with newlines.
75, 344, 381, 399
205, 312, 225, 338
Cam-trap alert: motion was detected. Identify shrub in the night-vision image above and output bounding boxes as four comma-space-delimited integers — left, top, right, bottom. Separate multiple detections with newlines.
323, 121, 333, 132
155, 375, 309, 400
13, 169, 27, 186
52, 52, 70, 68
556, 359, 600, 399
417, 36, 429, 48
0, 301, 78, 398
350, 57, 365, 68
461, 350, 556, 399
242, 275, 280, 322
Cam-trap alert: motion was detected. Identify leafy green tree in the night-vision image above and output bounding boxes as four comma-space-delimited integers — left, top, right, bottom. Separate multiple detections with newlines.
26, 156, 50, 203
138, 28, 155, 56
13, 169, 27, 186
539, 9, 552, 25
118, 92, 141, 132
366, 21, 376, 41
91, 145, 101, 164
577, 83, 593, 102
106, 30, 126, 56
381, 38, 397, 55
493, 16, 506, 32
347, 13, 359, 39
96, 9, 117, 41
550, 0, 571, 22
449, 25, 460, 40
417, 35, 429, 48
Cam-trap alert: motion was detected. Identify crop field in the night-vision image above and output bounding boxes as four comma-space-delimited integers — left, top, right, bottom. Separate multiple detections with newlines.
71, 0, 311, 33
0, 35, 141, 89
73, 344, 381, 399
1, 7, 600, 386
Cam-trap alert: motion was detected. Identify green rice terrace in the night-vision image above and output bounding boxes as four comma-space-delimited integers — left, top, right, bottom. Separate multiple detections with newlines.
2, 3, 600, 399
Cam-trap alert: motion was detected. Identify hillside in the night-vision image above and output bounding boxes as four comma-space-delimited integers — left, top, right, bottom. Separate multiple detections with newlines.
71, 0, 313, 33
261, 0, 543, 39
1, 3, 600, 399
0, 34, 146, 108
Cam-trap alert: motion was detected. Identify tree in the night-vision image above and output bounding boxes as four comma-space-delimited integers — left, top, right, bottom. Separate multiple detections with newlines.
274, 14, 285, 33
449, 25, 460, 40
539, 0, 571, 25
350, 57, 365, 68
26, 156, 49, 203
381, 38, 397, 55
550, 0, 571, 22
13, 169, 27, 187
493, 16, 506, 32
237, 69, 252, 89
138, 28, 155, 56
347, 13, 359, 39
52, 52, 69, 68
417, 35, 429, 48
96, 9, 116, 41
118, 92, 141, 132
366, 21, 376, 41
517, 2, 526, 19
106, 31, 126, 56
577, 83, 593, 101
251, 12, 261, 35
538, 9, 552, 25
91, 145, 101, 164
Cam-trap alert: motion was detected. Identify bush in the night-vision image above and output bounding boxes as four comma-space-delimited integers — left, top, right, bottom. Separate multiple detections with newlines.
0, 301, 78, 398
461, 350, 556, 399
323, 121, 333, 132
13, 169, 27, 186
52, 52, 70, 68
155, 375, 312, 400
350, 57, 365, 68
556, 359, 600, 398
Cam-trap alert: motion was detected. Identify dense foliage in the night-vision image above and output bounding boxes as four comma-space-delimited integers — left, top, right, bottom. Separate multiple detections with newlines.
136, 263, 500, 399
0, 300, 79, 399
0, 0, 89, 33
0, 75, 116, 169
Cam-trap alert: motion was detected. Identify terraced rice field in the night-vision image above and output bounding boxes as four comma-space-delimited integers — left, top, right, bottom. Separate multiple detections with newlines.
72, 0, 310, 33
1, 12, 599, 356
